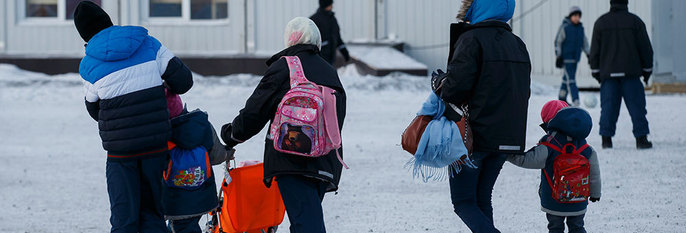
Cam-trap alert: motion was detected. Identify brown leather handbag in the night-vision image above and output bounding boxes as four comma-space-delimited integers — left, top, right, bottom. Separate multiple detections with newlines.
401, 111, 472, 155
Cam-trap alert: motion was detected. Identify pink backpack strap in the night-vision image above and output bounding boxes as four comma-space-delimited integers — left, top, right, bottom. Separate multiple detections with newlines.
322, 86, 348, 169
282, 56, 308, 88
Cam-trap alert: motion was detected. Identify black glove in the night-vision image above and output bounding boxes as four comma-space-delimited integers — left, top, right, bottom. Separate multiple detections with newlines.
431, 69, 448, 94
555, 56, 564, 68
225, 148, 236, 161
590, 197, 600, 202
642, 71, 652, 85
592, 71, 601, 84
220, 123, 240, 148
339, 47, 351, 62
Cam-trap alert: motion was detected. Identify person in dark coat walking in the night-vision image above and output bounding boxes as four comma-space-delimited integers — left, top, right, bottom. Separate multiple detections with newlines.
310, 0, 350, 65
431, 0, 531, 232
73, 1, 193, 232
589, 0, 654, 149
555, 6, 590, 106
220, 17, 346, 233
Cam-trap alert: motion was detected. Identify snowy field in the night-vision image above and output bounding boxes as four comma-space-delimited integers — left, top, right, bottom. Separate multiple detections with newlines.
1, 64, 685, 233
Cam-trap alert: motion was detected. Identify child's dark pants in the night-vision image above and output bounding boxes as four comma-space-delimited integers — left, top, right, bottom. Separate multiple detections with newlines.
106, 155, 168, 233
169, 216, 202, 233
546, 213, 586, 233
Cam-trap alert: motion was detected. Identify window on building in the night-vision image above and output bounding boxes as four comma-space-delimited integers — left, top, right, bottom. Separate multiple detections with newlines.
66, 0, 102, 19
149, 0, 228, 20
150, 0, 182, 17
25, 0, 103, 20
191, 0, 228, 20
26, 0, 58, 18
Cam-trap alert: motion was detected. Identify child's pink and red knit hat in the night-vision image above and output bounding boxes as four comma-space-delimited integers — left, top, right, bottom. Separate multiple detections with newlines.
541, 100, 569, 123
165, 88, 183, 118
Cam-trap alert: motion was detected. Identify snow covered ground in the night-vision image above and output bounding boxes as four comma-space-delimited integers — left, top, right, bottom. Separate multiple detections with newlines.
1, 64, 685, 232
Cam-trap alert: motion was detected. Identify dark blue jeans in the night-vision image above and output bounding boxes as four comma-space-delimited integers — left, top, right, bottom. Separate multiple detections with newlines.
168, 216, 202, 233
599, 78, 650, 137
449, 152, 507, 233
546, 214, 586, 233
276, 175, 328, 233
106, 155, 168, 233
559, 62, 580, 105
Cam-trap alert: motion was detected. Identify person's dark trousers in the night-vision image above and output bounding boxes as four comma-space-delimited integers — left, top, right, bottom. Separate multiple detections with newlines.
106, 155, 168, 233
559, 62, 580, 105
546, 214, 586, 233
276, 175, 328, 233
449, 152, 507, 233
168, 216, 202, 233
599, 77, 650, 138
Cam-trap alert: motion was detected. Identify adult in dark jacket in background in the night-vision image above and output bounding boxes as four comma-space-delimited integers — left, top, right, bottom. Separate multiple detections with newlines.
589, 0, 653, 149
221, 17, 346, 233
310, 0, 350, 65
554, 6, 590, 106
74, 1, 193, 232
431, 0, 531, 232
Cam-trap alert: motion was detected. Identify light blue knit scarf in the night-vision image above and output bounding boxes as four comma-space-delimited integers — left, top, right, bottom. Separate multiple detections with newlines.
407, 93, 476, 182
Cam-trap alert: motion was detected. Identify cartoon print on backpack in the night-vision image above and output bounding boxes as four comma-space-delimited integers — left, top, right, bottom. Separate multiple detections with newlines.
279, 124, 314, 154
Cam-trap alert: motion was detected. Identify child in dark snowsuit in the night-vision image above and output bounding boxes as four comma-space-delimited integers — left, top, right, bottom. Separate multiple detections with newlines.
555, 6, 590, 106
508, 100, 602, 233
163, 91, 233, 233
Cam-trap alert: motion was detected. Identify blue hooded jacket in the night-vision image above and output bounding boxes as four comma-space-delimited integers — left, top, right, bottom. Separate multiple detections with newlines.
80, 25, 162, 84
465, 0, 516, 24
540, 107, 596, 215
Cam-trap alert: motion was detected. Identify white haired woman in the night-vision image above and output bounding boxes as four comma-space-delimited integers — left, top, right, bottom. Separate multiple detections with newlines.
220, 17, 347, 233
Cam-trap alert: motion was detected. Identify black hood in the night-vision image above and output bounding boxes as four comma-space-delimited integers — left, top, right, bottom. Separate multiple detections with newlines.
448, 21, 512, 63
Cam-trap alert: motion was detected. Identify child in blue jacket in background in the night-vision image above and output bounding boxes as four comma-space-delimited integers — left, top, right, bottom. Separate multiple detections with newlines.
508, 100, 601, 233
555, 6, 590, 106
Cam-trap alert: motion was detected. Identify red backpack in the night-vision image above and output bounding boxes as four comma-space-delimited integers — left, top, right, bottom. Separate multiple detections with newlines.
539, 142, 591, 203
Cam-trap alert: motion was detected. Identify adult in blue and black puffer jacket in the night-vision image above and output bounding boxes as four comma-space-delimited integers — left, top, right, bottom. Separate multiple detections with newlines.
74, 1, 192, 232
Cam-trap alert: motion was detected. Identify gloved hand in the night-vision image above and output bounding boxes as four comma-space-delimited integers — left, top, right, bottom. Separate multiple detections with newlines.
431, 69, 448, 94
339, 47, 351, 62
555, 56, 564, 68
225, 148, 236, 161
592, 71, 601, 84
220, 123, 240, 148
590, 197, 600, 202
642, 71, 652, 85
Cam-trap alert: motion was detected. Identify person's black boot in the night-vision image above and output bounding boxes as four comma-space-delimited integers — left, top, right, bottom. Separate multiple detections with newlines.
602, 136, 613, 149
636, 136, 653, 149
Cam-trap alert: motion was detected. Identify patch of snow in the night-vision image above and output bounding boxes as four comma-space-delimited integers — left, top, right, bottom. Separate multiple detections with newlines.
347, 45, 428, 70
1, 64, 685, 232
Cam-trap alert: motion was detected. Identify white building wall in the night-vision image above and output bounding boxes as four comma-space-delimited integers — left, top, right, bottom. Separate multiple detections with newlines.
2, 0, 119, 57
0, 1, 6, 54
384, 0, 459, 74
512, 0, 652, 87
123, 0, 244, 56
0, 0, 662, 84
250, 0, 374, 55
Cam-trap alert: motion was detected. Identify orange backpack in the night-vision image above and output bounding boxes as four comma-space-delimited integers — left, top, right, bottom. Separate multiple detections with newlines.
208, 162, 285, 233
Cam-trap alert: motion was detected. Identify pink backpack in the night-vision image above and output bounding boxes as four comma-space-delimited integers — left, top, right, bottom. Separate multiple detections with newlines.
269, 56, 348, 169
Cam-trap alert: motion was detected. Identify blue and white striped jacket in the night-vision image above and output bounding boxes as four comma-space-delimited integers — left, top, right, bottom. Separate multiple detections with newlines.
79, 25, 193, 161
